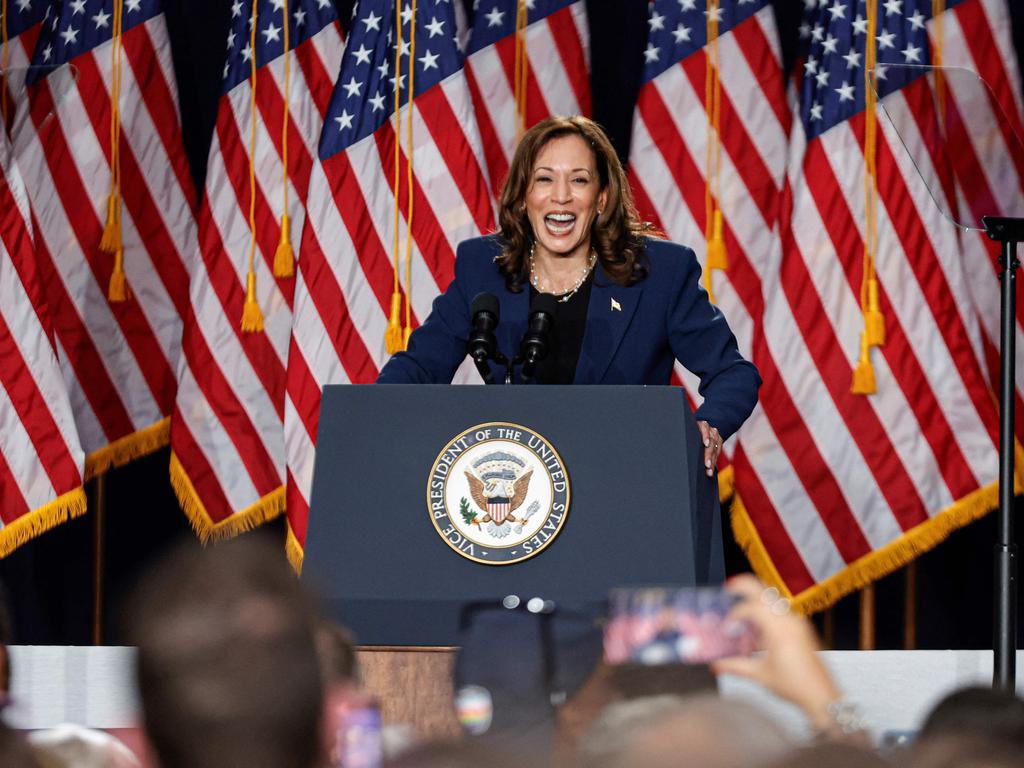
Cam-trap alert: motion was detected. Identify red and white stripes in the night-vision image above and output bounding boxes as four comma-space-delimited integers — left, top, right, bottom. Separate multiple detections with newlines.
628, 4, 788, 490
731, 0, 1019, 608
283, 68, 496, 563
15, 10, 195, 478
465, 0, 590, 196
0, 135, 85, 554
169, 11, 344, 538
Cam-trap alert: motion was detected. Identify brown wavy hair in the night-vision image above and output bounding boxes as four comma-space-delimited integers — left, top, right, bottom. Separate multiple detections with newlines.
496, 116, 654, 292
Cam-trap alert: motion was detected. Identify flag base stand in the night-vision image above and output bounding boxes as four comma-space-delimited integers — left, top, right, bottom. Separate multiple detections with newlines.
983, 216, 1023, 691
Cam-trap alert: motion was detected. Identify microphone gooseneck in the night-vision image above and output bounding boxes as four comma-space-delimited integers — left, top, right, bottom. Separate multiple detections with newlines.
467, 292, 500, 384
519, 292, 558, 383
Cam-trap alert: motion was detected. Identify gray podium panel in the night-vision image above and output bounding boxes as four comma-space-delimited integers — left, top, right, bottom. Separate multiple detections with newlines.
303, 385, 723, 645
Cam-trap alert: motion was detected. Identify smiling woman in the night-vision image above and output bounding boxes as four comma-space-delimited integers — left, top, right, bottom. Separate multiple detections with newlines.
522, 134, 605, 300
377, 116, 761, 475
495, 117, 648, 295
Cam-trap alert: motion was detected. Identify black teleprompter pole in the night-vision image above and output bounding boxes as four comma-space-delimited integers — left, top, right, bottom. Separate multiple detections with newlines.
984, 216, 1023, 690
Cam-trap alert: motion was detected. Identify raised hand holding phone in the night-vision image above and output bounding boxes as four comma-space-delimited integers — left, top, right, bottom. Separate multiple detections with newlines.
604, 586, 756, 666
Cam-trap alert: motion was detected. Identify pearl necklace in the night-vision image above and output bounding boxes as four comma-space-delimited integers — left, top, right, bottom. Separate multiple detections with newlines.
528, 244, 597, 304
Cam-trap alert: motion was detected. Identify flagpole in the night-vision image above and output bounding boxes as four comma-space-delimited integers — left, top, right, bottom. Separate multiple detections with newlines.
91, 472, 107, 646
858, 584, 875, 650
983, 216, 1022, 691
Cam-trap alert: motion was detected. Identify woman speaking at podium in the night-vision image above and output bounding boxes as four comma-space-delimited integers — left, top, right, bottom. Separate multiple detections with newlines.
377, 116, 760, 475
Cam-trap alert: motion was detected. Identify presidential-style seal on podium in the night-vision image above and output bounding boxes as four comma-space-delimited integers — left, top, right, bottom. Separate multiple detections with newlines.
427, 422, 571, 565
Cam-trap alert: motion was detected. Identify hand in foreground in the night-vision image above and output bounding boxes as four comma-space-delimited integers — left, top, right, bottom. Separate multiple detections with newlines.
696, 420, 723, 477
711, 575, 841, 733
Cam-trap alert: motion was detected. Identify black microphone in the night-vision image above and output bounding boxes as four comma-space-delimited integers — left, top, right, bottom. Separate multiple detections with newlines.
519, 292, 558, 383
468, 292, 500, 384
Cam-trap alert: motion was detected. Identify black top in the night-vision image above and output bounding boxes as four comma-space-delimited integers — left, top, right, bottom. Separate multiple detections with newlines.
529, 273, 594, 384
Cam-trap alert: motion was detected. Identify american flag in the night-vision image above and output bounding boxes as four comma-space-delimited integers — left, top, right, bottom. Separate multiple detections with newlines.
169, 0, 343, 540
924, 0, 1024, 443
465, 0, 590, 197
627, 0, 789, 493
0, 135, 85, 555
284, 0, 494, 564
13, 0, 195, 478
0, 0, 49, 132
736, 0, 1020, 611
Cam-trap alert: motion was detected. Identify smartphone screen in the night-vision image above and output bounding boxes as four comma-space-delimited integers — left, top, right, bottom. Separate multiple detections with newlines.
329, 699, 383, 768
604, 586, 756, 665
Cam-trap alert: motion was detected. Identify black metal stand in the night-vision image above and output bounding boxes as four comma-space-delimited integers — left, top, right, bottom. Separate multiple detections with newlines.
983, 216, 1023, 691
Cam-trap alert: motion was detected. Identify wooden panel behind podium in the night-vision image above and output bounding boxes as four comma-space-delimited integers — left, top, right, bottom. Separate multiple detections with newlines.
357, 647, 460, 739
354, 646, 716, 753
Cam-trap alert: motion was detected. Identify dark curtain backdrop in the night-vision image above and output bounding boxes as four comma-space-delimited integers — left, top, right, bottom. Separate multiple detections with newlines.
1, 1, 1023, 648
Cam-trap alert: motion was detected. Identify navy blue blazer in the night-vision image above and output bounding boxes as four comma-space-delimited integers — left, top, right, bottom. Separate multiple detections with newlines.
377, 235, 761, 438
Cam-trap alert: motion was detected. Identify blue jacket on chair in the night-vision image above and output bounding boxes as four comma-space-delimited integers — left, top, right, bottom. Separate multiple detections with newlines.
377, 235, 761, 439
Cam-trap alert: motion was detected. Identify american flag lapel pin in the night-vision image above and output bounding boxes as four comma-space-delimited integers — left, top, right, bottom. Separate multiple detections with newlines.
611, 298, 621, 311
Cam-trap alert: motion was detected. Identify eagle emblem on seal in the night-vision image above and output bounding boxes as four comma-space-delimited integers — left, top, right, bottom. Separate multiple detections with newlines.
462, 451, 537, 538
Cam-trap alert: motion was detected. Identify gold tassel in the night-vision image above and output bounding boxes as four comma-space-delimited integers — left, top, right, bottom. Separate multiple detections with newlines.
276, 0, 296, 280
704, 210, 728, 303
706, 209, 729, 271
865, 278, 885, 347
241, 271, 264, 333
703, 270, 716, 304
851, 333, 876, 395
108, 247, 129, 302
273, 212, 296, 277
403, 324, 412, 348
385, 292, 403, 353
99, 194, 121, 254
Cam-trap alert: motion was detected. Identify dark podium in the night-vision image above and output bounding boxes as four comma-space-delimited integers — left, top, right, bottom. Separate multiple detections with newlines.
303, 384, 725, 647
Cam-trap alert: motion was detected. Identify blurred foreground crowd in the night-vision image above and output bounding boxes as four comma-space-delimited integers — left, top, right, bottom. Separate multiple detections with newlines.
0, 538, 1022, 768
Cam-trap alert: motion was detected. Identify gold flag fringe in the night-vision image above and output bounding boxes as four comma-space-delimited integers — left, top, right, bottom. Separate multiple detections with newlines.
285, 522, 304, 574
730, 472, 1022, 615
84, 417, 170, 480
169, 452, 285, 542
0, 487, 87, 558
717, 463, 735, 505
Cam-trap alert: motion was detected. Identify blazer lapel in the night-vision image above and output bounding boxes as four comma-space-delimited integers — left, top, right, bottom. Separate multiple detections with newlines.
574, 265, 643, 383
